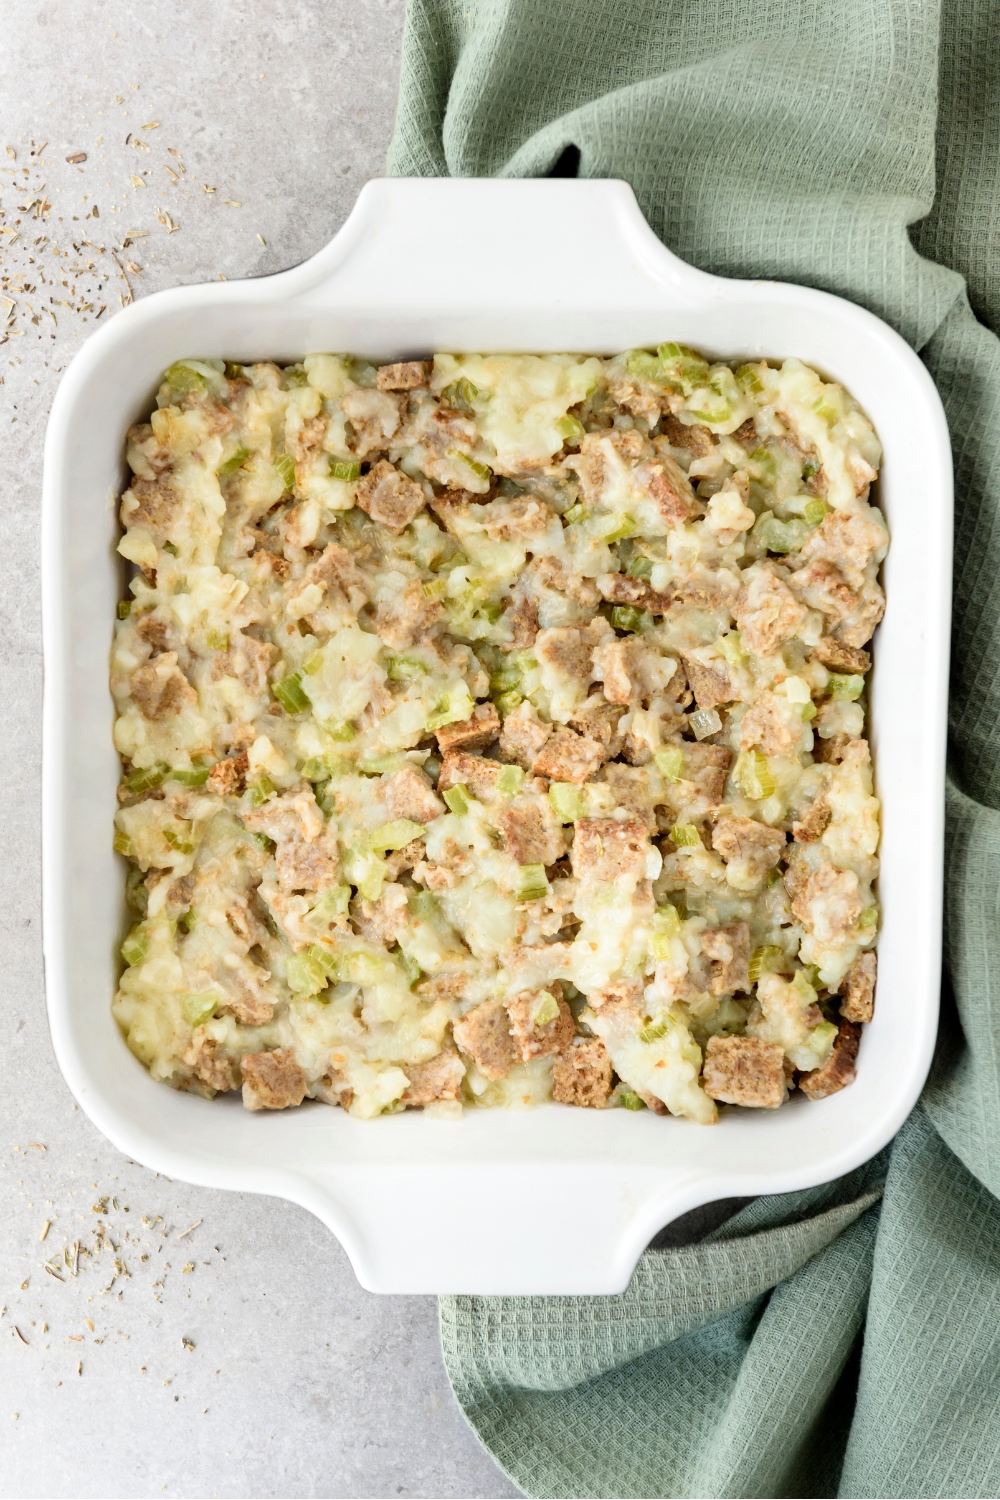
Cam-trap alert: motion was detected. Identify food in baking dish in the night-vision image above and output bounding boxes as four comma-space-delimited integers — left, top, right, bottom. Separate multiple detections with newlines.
110, 346, 884, 1122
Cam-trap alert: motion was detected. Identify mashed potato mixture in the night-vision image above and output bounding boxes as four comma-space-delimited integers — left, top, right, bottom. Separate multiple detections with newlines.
111, 347, 884, 1122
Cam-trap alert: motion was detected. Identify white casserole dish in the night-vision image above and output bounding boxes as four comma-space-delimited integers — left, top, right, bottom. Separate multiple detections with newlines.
41, 179, 951, 1295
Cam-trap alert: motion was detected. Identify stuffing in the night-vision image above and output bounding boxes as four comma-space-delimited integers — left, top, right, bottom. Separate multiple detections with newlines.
733, 566, 807, 656
435, 702, 500, 752
840, 951, 876, 1023
552, 1038, 614, 1107
496, 799, 567, 865
570, 818, 649, 883
798, 1019, 861, 1099
377, 360, 433, 391
240, 1049, 308, 1110
113, 345, 882, 1123
505, 988, 575, 1060
532, 726, 606, 784
499, 701, 554, 768
355, 459, 426, 531
453, 1000, 520, 1079
702, 1036, 786, 1108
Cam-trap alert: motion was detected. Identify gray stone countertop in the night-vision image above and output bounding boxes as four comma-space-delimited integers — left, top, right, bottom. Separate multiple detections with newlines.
0, 3, 520, 1494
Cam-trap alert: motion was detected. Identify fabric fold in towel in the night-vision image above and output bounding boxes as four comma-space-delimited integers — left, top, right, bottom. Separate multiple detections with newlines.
388, 0, 1000, 1495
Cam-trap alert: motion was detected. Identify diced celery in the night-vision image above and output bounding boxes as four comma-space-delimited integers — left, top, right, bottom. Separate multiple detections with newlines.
409, 889, 440, 923
113, 831, 133, 857
248, 775, 275, 807
117, 600, 132, 620
386, 654, 428, 682
811, 397, 840, 424
164, 360, 208, 394
163, 828, 195, 855
655, 344, 709, 395
625, 555, 654, 580
120, 925, 149, 967
791, 969, 818, 1005
859, 905, 879, 930
218, 444, 250, 478
549, 783, 585, 822
650, 903, 681, 960
249, 830, 276, 853
275, 453, 295, 491
689, 708, 722, 740
490, 667, 521, 695
598, 513, 637, 543
749, 445, 777, 478
329, 457, 361, 482
639, 1015, 670, 1044
476, 600, 503, 624
446, 448, 492, 484
427, 684, 475, 730
800, 701, 817, 721
324, 720, 357, 742
312, 885, 350, 921
828, 673, 865, 700
496, 764, 524, 796
127, 762, 169, 795
753, 512, 810, 554
170, 765, 209, 787
495, 690, 523, 717
369, 818, 426, 853
735, 363, 764, 395
273, 672, 310, 714
562, 503, 587, 525
532, 992, 560, 1026
803, 497, 830, 527
177, 910, 194, 934
515, 863, 550, 902
625, 349, 662, 383
610, 604, 645, 633
653, 903, 681, 937
284, 365, 309, 388
556, 415, 585, 446
357, 753, 406, 774
302, 650, 323, 675
395, 946, 423, 987
302, 754, 349, 782
162, 541, 179, 557
422, 577, 447, 599
748, 944, 784, 983
618, 1086, 647, 1111
443, 784, 471, 817
205, 627, 229, 651
716, 630, 745, 667
180, 991, 218, 1025
734, 749, 775, 800
669, 823, 701, 848
653, 744, 684, 782
286, 946, 336, 997
357, 858, 387, 901
442, 377, 482, 411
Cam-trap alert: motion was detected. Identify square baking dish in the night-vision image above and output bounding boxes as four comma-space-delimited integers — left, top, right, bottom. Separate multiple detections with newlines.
42, 178, 951, 1294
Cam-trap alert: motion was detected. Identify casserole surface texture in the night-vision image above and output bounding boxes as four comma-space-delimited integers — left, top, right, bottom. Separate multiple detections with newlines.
112, 345, 883, 1126
43, 179, 948, 1292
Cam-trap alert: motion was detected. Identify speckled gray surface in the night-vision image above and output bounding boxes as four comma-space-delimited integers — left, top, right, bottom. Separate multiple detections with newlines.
0, 3, 520, 1495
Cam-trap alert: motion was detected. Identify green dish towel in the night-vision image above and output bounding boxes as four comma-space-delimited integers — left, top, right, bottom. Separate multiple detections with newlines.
388, 2, 1000, 1494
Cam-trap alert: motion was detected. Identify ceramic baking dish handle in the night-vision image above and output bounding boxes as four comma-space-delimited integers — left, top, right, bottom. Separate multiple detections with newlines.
280, 177, 717, 326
